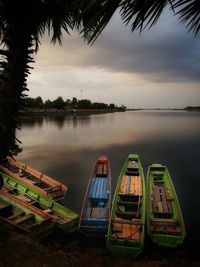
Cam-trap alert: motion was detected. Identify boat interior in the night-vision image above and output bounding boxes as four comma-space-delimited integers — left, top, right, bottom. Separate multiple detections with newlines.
150, 169, 181, 236
81, 160, 109, 228
0, 196, 39, 232
2, 162, 64, 199
111, 159, 142, 240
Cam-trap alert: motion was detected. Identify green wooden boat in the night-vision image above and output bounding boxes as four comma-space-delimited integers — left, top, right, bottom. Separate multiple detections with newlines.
0, 171, 79, 233
146, 164, 186, 247
106, 154, 145, 257
0, 156, 68, 200
0, 189, 55, 239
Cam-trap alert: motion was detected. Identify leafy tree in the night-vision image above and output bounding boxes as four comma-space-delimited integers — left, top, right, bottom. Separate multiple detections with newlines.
53, 96, 65, 109
78, 99, 92, 109
109, 103, 116, 109
44, 99, 53, 109
35, 96, 43, 108
71, 97, 78, 109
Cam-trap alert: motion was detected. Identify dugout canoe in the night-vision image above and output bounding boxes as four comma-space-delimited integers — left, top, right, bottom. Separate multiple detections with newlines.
79, 156, 111, 234
106, 154, 145, 257
0, 157, 67, 200
0, 171, 78, 234
146, 163, 186, 247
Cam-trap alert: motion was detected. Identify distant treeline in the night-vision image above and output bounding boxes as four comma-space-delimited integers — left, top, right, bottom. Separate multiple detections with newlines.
24, 96, 127, 111
184, 106, 200, 111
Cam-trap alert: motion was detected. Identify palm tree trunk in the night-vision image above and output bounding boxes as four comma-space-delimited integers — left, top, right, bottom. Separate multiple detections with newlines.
0, 32, 35, 163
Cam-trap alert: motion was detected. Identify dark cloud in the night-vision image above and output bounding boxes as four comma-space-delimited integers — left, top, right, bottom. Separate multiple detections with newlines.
48, 9, 199, 83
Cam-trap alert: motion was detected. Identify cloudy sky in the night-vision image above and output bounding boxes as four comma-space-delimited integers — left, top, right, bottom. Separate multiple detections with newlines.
28, 7, 200, 108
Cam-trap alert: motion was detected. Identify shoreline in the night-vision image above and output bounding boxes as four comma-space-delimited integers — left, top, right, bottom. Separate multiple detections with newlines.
1, 224, 199, 267
20, 108, 126, 116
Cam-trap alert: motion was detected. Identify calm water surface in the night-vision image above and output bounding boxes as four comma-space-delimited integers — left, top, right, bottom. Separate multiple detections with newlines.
17, 111, 200, 252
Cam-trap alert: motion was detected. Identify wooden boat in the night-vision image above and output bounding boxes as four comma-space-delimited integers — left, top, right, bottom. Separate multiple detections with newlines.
106, 154, 145, 257
0, 171, 79, 234
146, 164, 186, 247
0, 189, 55, 238
0, 157, 67, 200
79, 156, 111, 234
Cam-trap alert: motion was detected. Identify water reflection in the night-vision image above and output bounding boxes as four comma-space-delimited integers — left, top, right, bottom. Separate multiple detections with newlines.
16, 111, 200, 253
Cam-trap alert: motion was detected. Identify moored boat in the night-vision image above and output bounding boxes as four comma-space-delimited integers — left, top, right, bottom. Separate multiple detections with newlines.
146, 163, 186, 247
0, 157, 67, 200
79, 156, 111, 234
106, 154, 145, 257
0, 171, 79, 234
0, 189, 55, 238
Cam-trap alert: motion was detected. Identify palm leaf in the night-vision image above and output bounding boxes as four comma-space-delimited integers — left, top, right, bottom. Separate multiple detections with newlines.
172, 0, 200, 36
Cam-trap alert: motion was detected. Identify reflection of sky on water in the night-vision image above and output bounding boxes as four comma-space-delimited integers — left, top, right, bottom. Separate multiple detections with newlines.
16, 111, 200, 251
18, 111, 200, 151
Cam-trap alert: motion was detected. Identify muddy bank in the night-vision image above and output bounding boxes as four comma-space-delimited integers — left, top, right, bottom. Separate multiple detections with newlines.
0, 224, 199, 267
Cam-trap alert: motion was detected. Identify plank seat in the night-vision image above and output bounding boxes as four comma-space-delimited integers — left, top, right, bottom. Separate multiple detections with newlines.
7, 210, 25, 221
117, 200, 139, 207
112, 221, 141, 240
116, 210, 139, 220
89, 177, 108, 200
152, 225, 182, 236
14, 214, 34, 224
151, 218, 179, 227
118, 175, 142, 196
112, 218, 141, 225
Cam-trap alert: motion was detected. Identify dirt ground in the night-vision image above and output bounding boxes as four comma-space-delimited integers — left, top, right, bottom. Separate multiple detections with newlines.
0, 224, 199, 267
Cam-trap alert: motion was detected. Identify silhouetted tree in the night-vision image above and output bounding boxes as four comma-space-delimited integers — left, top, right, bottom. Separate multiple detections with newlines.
0, 0, 97, 162
44, 99, 53, 109
53, 96, 65, 109
78, 99, 92, 109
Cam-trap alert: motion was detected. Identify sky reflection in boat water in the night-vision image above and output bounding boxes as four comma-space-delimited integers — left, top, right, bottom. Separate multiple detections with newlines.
17, 111, 200, 250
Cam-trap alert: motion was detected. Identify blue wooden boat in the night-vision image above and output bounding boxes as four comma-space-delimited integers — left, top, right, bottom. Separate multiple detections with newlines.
78, 156, 111, 234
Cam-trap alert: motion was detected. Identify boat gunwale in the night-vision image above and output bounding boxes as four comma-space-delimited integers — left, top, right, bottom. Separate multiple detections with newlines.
146, 164, 186, 245
78, 156, 112, 231
107, 153, 146, 256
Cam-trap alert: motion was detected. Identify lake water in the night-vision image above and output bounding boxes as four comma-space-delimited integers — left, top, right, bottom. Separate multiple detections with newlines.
16, 110, 200, 253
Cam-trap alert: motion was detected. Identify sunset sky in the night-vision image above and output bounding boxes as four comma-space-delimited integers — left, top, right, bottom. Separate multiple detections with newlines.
28, 7, 200, 109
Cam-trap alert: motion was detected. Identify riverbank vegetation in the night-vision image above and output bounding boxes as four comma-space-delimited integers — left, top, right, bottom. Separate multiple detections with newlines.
23, 96, 127, 114
184, 106, 200, 111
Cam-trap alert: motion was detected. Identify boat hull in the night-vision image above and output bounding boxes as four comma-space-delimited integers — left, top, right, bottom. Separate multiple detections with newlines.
146, 164, 186, 248
0, 157, 67, 200
79, 156, 111, 235
0, 190, 55, 239
106, 154, 145, 257
0, 171, 78, 234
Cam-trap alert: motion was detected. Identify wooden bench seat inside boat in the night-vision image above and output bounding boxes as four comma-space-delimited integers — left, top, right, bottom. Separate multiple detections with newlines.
14, 213, 34, 224
152, 225, 182, 236
89, 177, 108, 200
152, 186, 173, 217
95, 163, 108, 177
151, 218, 179, 227
116, 210, 140, 220
118, 175, 142, 196
150, 215, 181, 236
7, 210, 25, 221
112, 217, 141, 240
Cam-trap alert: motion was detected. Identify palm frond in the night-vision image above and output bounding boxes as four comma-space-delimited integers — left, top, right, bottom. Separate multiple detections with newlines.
172, 0, 200, 36
120, 0, 169, 33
